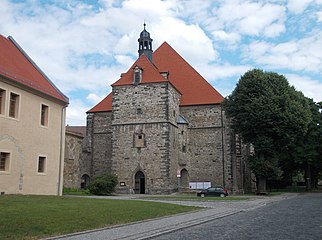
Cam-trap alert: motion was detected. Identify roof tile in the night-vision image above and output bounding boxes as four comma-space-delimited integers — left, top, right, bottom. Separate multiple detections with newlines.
153, 42, 223, 106
112, 54, 167, 86
87, 93, 112, 112
0, 35, 68, 103
88, 42, 224, 113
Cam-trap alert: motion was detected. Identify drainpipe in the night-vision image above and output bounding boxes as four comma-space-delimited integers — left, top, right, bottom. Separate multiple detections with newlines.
221, 106, 225, 188
57, 106, 66, 196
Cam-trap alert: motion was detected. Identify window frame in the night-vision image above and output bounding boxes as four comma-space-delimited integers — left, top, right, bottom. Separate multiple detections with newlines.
0, 151, 11, 173
9, 92, 20, 119
40, 103, 49, 127
134, 133, 145, 148
133, 66, 142, 85
0, 88, 6, 116
37, 156, 47, 174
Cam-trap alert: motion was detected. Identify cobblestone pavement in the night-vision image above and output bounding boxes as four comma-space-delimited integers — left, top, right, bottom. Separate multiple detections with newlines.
141, 192, 298, 210
151, 193, 322, 240
49, 193, 298, 240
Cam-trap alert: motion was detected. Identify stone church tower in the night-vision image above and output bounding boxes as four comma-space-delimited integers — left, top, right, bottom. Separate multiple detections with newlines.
81, 25, 253, 194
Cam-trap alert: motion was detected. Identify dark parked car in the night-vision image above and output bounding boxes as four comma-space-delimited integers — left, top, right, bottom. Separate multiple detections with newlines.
197, 187, 228, 197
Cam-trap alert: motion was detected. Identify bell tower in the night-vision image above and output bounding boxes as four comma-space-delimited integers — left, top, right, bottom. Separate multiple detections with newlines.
138, 23, 153, 62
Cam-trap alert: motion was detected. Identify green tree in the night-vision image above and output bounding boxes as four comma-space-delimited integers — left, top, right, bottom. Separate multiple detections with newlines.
281, 99, 322, 189
88, 174, 118, 195
223, 69, 311, 192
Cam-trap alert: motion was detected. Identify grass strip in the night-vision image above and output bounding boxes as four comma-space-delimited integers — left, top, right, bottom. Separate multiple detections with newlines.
0, 195, 200, 240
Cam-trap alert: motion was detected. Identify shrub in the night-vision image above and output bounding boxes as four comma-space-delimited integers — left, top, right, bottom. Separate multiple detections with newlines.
88, 174, 118, 195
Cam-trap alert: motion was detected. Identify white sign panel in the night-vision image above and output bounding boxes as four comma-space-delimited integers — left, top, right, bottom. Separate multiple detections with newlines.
189, 182, 211, 189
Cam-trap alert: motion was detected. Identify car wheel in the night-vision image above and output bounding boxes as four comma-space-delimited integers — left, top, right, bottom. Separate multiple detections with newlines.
201, 193, 205, 198
220, 193, 225, 197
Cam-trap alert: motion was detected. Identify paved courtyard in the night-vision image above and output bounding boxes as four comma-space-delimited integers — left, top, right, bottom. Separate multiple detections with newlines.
48, 193, 298, 240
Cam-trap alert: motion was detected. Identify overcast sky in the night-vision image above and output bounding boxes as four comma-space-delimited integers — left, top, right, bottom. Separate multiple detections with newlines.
1, 0, 322, 125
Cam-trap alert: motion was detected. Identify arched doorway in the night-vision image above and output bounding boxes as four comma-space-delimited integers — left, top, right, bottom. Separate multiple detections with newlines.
80, 174, 90, 189
180, 169, 189, 190
134, 171, 145, 194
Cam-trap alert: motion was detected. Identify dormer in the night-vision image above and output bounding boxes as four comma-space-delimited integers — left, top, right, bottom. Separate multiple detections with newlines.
133, 65, 142, 85
160, 71, 169, 80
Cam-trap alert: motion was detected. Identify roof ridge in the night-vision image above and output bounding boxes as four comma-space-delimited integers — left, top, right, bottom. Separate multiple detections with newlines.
7, 36, 69, 104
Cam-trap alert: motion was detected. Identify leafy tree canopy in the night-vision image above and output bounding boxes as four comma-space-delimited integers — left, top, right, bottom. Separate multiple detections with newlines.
224, 69, 311, 153
223, 69, 312, 182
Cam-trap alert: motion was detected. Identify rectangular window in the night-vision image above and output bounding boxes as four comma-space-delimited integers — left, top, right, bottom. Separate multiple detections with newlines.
134, 133, 145, 148
0, 89, 5, 115
133, 67, 142, 85
182, 145, 187, 153
0, 152, 10, 172
41, 104, 49, 126
38, 156, 46, 173
9, 92, 19, 118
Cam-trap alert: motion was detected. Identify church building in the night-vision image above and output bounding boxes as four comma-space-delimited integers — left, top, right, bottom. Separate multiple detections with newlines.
81, 25, 253, 194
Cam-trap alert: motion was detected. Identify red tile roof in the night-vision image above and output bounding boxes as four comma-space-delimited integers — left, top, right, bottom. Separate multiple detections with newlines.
87, 93, 112, 113
88, 41, 223, 113
0, 35, 68, 104
112, 54, 167, 86
154, 42, 224, 106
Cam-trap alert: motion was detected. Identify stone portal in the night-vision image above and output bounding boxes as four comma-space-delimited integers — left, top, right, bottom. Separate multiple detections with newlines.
134, 171, 145, 194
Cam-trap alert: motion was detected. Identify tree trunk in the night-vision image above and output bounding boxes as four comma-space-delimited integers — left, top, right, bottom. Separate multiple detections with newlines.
257, 152, 267, 193
306, 164, 312, 191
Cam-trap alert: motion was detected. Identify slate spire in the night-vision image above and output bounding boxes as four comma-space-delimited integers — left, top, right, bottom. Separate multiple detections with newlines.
138, 23, 153, 62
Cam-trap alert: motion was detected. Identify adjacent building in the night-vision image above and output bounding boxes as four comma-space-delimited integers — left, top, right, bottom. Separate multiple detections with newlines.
64, 126, 86, 189
80, 26, 253, 194
0, 35, 69, 195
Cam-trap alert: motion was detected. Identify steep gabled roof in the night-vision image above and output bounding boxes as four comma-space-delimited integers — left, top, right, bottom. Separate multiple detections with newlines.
112, 54, 167, 86
87, 93, 112, 112
88, 41, 223, 113
0, 35, 68, 104
153, 42, 223, 106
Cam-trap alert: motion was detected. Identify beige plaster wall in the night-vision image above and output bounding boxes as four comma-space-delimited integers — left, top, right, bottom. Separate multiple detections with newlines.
0, 78, 66, 195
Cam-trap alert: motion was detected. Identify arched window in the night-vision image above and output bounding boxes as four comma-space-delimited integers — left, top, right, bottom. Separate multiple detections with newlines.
81, 174, 90, 189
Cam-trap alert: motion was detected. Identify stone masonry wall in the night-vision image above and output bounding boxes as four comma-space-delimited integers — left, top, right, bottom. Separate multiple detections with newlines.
112, 82, 181, 194
64, 132, 84, 188
91, 111, 113, 178
179, 104, 233, 188
80, 84, 251, 193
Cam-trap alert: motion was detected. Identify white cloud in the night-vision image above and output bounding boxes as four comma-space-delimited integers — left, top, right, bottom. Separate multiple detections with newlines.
286, 74, 322, 102
1, 0, 322, 126
287, 0, 313, 13
195, 63, 251, 98
211, 30, 241, 46
115, 55, 136, 67
214, 1, 286, 37
66, 99, 90, 126
243, 31, 322, 72
86, 93, 105, 104
153, 17, 218, 67
198, 63, 250, 81
317, 11, 322, 21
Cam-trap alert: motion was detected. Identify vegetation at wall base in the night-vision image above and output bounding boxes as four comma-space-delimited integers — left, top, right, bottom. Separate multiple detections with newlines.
88, 174, 118, 195
63, 187, 91, 195
0, 195, 199, 240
